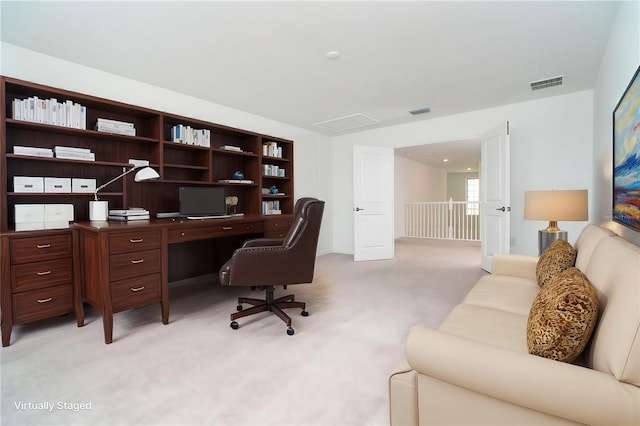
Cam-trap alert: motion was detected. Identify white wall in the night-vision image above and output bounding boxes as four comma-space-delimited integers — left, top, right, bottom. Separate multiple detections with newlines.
394, 155, 447, 237
332, 91, 594, 256
592, 1, 640, 247
0, 43, 334, 254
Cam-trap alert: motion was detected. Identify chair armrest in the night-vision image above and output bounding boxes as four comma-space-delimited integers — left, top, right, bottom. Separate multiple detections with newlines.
406, 326, 639, 426
491, 254, 538, 280
242, 238, 284, 248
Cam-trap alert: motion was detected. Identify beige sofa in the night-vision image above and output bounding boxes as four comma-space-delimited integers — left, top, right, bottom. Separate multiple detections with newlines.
389, 224, 640, 425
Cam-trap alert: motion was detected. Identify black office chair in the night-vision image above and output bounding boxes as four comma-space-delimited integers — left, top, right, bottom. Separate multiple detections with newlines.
219, 197, 325, 335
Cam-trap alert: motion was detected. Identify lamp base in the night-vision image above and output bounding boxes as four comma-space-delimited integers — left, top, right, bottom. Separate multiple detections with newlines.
89, 200, 109, 221
538, 229, 567, 255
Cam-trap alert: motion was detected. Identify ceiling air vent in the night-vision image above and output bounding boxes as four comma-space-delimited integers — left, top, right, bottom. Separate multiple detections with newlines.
530, 75, 564, 91
409, 107, 431, 115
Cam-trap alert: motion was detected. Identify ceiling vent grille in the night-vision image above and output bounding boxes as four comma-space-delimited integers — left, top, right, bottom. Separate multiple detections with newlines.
409, 107, 431, 115
314, 113, 380, 133
530, 75, 564, 91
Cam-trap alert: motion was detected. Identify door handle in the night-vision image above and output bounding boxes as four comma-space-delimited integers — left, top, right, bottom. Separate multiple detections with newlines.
355, 207, 364, 212
496, 207, 511, 212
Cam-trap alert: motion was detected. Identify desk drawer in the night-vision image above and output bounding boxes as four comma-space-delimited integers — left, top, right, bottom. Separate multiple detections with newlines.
264, 217, 293, 238
111, 273, 161, 312
10, 233, 72, 264
12, 257, 73, 293
109, 231, 161, 254
109, 249, 161, 282
168, 221, 264, 243
13, 284, 73, 324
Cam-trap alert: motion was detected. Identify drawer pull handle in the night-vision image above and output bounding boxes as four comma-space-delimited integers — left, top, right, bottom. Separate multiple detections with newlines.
36, 270, 52, 276
37, 298, 53, 303
130, 286, 145, 292
36, 244, 51, 249
130, 259, 144, 264
223, 226, 233, 230
129, 238, 144, 243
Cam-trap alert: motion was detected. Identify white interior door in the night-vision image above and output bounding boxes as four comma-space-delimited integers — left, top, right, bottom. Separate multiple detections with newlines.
353, 145, 394, 261
480, 122, 510, 272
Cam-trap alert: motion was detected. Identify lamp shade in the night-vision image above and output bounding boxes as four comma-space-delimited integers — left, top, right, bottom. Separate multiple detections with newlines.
524, 190, 588, 222
134, 166, 160, 182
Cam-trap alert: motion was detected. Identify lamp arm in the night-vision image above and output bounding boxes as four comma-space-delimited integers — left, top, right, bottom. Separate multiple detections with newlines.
93, 166, 138, 201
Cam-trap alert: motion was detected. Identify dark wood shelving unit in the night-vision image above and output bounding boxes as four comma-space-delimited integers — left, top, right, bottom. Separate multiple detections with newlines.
0, 75, 295, 346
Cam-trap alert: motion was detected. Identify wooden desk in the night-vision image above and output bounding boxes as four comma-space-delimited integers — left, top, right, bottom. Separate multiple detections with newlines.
73, 215, 287, 344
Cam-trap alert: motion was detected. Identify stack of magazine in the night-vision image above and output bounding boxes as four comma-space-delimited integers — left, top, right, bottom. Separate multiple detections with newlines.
96, 118, 136, 136
108, 208, 150, 221
54, 146, 95, 161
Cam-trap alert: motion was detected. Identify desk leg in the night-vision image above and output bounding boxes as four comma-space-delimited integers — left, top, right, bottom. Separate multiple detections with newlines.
161, 229, 169, 325
102, 308, 113, 344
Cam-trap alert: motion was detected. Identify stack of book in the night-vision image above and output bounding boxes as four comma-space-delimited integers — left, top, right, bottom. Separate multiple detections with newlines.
262, 141, 283, 158
108, 208, 150, 221
262, 200, 281, 215
13, 145, 54, 158
95, 118, 136, 136
54, 146, 95, 161
12, 96, 87, 129
170, 124, 210, 147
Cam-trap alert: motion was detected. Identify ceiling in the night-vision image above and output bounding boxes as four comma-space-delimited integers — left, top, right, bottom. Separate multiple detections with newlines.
1, 1, 619, 171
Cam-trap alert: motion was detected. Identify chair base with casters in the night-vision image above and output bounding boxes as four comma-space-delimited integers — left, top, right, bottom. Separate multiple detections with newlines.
230, 285, 308, 335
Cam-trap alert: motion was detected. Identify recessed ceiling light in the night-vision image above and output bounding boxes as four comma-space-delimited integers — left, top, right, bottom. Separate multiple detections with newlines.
326, 51, 341, 60
467, 167, 472, 171
443, 158, 449, 162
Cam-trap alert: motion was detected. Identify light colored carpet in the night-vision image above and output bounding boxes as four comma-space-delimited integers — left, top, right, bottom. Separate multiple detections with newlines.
1, 238, 485, 426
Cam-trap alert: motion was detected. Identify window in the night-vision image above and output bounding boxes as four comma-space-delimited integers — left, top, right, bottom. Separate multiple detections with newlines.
466, 178, 479, 215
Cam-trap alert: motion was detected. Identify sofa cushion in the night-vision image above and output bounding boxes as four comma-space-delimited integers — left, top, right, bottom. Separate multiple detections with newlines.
535, 239, 576, 288
527, 267, 599, 363
584, 236, 640, 386
439, 304, 528, 353
462, 274, 539, 316
573, 224, 616, 272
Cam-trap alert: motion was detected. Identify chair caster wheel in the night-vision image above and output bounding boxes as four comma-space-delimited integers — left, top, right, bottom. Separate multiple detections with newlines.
236, 304, 243, 311
301, 310, 309, 317
287, 327, 294, 336
230, 321, 239, 330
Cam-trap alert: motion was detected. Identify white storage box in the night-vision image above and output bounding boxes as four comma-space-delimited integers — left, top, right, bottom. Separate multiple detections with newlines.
44, 221, 71, 230
15, 204, 46, 231
72, 178, 97, 193
13, 176, 44, 193
44, 177, 71, 193
15, 222, 46, 231
44, 204, 74, 223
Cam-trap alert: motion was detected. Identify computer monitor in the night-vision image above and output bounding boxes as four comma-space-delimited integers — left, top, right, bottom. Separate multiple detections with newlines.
179, 186, 227, 217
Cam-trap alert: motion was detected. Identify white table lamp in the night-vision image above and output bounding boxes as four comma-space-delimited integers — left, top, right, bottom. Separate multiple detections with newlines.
90, 165, 160, 221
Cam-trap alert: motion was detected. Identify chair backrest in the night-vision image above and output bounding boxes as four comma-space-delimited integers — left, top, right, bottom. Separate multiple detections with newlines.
281, 198, 325, 282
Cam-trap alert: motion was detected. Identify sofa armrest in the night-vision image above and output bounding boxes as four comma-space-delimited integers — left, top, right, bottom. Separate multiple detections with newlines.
406, 326, 640, 426
491, 254, 538, 280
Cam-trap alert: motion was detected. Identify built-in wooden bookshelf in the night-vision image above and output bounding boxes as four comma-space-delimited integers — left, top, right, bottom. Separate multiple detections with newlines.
0, 76, 295, 232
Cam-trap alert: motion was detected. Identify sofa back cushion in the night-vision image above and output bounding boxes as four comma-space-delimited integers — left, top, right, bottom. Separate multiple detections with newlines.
574, 224, 615, 272
584, 236, 640, 386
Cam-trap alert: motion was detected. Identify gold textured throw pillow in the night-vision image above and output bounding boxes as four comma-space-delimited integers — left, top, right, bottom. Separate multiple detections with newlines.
535, 239, 577, 288
527, 267, 599, 363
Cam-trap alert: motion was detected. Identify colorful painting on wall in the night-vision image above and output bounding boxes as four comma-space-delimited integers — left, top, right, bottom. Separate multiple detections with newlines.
613, 65, 640, 232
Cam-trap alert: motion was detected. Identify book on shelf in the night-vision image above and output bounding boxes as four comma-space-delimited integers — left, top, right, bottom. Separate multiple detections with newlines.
218, 179, 254, 184
95, 118, 136, 136
262, 141, 283, 158
170, 124, 210, 147
13, 146, 54, 158
12, 96, 86, 129
108, 214, 150, 221
54, 146, 95, 160
108, 208, 150, 217
220, 145, 242, 152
